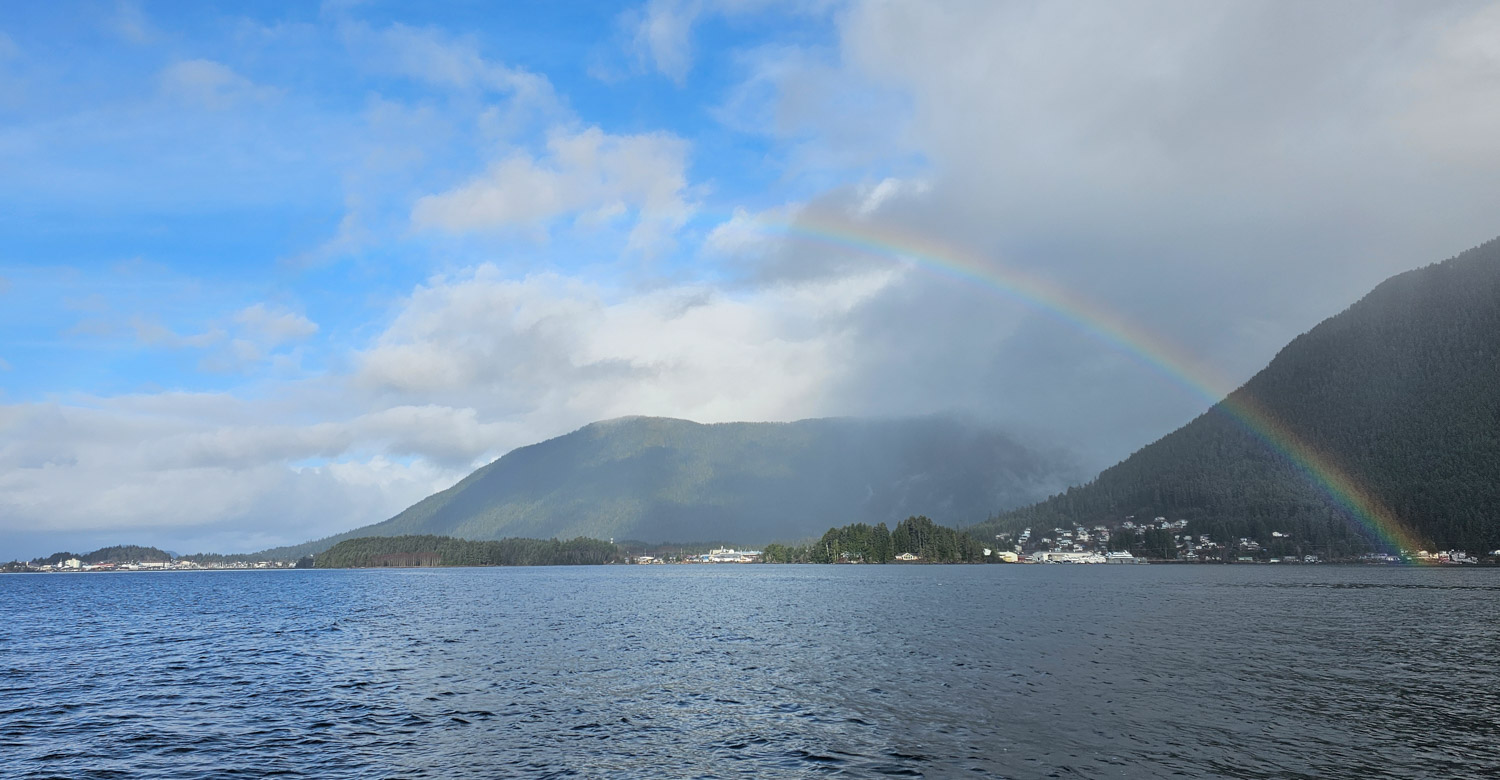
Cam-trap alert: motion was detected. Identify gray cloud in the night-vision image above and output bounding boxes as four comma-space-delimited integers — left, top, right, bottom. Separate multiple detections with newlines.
695, 0, 1500, 467
0, 394, 481, 556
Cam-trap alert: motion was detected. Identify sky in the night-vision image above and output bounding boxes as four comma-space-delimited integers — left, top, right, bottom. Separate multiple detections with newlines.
3, 0, 1499, 559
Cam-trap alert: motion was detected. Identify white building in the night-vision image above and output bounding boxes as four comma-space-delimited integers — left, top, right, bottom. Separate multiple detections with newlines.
703, 548, 760, 563
1032, 551, 1106, 564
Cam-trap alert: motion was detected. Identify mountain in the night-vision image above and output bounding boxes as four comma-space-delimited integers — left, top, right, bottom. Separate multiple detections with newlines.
264, 416, 1080, 559
972, 236, 1500, 553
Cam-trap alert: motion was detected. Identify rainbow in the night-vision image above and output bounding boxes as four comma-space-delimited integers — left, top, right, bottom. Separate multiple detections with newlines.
755, 214, 1426, 557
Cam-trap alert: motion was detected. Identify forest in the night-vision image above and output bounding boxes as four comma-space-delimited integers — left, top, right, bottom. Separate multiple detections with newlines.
31, 545, 173, 565
762, 516, 990, 563
313, 535, 620, 568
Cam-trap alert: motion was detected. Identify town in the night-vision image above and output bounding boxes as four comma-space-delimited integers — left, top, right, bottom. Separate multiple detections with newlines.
995, 516, 1497, 564
5, 557, 306, 573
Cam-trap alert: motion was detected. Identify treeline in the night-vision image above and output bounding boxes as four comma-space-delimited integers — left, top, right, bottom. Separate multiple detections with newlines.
314, 535, 621, 568
972, 237, 1500, 553
762, 516, 990, 563
33, 545, 173, 565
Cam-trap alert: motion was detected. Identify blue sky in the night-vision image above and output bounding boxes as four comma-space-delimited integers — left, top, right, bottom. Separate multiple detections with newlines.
1, 1, 825, 397
4, 1, 1499, 558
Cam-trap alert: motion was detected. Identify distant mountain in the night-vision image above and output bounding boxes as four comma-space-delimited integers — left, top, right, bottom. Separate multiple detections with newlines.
269, 416, 1081, 558
973, 236, 1500, 553
31, 545, 173, 566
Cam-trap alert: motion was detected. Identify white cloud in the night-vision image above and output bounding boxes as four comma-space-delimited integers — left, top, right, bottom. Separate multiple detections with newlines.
630, 0, 704, 84
703, 191, 926, 285
235, 303, 318, 345
621, 0, 840, 83
713, 42, 918, 178
0, 393, 485, 551
131, 317, 224, 349
159, 59, 279, 110
110, 1, 156, 45
119, 303, 317, 375
0, 257, 905, 555
852, 176, 929, 218
357, 261, 901, 428
270, 21, 569, 270
705, 206, 774, 256
412, 126, 695, 253
365, 22, 555, 100
340, 21, 561, 136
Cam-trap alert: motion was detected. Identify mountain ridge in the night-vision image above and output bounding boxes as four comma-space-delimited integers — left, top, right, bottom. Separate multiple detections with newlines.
256, 414, 1082, 559
971, 236, 1500, 553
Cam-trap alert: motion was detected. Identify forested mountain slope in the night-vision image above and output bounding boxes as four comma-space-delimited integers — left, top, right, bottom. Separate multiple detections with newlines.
270, 415, 1079, 558
973, 237, 1500, 553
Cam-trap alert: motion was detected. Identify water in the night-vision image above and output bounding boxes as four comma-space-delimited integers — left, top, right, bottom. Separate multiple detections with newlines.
3, 565, 1498, 779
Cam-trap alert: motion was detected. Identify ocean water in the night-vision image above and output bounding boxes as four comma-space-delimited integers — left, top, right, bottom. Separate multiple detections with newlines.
2, 564, 1497, 779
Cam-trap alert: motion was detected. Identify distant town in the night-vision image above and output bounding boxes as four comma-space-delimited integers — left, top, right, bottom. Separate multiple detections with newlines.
8, 515, 1500, 573
6, 558, 306, 573
993, 516, 1496, 565
631, 548, 938, 564
632, 548, 765, 564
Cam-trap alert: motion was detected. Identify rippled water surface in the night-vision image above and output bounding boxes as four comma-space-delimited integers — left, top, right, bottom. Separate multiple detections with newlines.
4, 565, 1499, 778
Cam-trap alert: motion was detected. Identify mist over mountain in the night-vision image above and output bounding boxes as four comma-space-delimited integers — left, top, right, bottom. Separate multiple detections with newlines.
974, 237, 1500, 553
261, 416, 1081, 559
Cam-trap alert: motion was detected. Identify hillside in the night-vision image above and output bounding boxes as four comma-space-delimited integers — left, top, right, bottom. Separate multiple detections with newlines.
32, 545, 173, 566
266, 416, 1080, 558
972, 237, 1500, 553
763, 516, 991, 564
314, 535, 619, 568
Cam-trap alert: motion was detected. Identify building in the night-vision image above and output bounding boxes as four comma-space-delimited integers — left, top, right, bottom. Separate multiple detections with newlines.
1032, 551, 1106, 564
895, 552, 920, 561
702, 548, 761, 563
